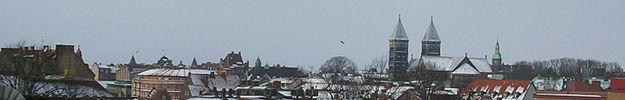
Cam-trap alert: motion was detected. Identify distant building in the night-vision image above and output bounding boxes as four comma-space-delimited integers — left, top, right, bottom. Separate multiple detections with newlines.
156, 56, 174, 67
106, 55, 147, 97
91, 63, 117, 81
384, 86, 421, 100
407, 17, 494, 87
247, 57, 299, 80
388, 16, 410, 81
460, 79, 535, 100
0, 44, 113, 98
608, 77, 625, 100
534, 77, 606, 100
0, 44, 95, 80
219, 51, 250, 77
131, 68, 214, 100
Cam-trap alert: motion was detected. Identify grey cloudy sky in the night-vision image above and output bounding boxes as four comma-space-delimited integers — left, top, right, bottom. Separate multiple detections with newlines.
1, 0, 624, 70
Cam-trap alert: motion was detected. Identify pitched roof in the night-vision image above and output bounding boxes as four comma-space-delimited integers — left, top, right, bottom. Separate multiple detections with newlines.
389, 16, 409, 41
563, 77, 604, 92
137, 68, 214, 77
410, 56, 493, 73
422, 16, 440, 42
460, 79, 532, 97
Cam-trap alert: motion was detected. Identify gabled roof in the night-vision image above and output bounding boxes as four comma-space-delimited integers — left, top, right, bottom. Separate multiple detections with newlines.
563, 77, 604, 92
460, 79, 532, 98
422, 16, 440, 42
451, 56, 482, 74
410, 56, 492, 73
389, 15, 409, 41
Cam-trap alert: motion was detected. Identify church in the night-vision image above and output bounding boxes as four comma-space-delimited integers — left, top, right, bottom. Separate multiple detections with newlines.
387, 16, 503, 88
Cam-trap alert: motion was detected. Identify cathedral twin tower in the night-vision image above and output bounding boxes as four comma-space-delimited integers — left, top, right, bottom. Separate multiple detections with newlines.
388, 16, 442, 80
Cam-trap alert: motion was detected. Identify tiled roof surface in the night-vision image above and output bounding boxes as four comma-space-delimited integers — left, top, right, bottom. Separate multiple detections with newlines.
460, 79, 531, 96
563, 78, 603, 92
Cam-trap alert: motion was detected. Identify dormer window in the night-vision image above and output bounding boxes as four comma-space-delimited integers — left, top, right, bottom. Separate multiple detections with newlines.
491, 92, 498, 98
504, 92, 511, 98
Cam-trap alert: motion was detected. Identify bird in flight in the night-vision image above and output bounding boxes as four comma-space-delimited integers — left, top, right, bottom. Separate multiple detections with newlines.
340, 41, 345, 45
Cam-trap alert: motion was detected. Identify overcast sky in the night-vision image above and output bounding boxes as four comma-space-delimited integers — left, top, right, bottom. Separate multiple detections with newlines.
1, 0, 624, 70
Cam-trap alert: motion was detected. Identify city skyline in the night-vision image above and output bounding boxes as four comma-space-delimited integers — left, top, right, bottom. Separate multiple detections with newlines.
1, 0, 624, 70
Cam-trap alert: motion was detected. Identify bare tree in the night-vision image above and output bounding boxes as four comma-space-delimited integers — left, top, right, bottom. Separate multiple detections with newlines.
365, 54, 387, 74
319, 56, 357, 74
0, 41, 55, 96
410, 61, 448, 89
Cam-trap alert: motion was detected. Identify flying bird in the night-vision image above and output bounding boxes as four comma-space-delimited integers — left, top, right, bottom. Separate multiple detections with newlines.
340, 41, 345, 44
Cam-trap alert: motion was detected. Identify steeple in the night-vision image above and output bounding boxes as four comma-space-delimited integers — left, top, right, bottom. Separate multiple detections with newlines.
422, 16, 440, 42
421, 16, 442, 56
389, 15, 409, 41
191, 57, 198, 67
492, 39, 503, 66
129, 55, 137, 65
492, 40, 502, 60
255, 56, 262, 67
388, 14, 410, 81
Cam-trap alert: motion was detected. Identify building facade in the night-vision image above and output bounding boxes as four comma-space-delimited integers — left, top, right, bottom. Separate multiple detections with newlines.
421, 17, 441, 56
388, 16, 410, 81
131, 68, 213, 100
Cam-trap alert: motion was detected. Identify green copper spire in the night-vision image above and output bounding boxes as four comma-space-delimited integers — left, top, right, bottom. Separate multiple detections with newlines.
492, 40, 502, 60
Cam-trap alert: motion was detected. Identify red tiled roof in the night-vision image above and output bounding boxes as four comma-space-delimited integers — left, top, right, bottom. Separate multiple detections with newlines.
563, 78, 603, 92
460, 79, 531, 96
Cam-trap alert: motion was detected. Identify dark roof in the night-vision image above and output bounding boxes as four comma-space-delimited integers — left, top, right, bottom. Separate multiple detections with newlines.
249, 66, 298, 79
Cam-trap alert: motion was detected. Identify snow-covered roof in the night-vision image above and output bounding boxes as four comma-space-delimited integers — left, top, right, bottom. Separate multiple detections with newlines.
389, 17, 409, 41
300, 78, 328, 90
137, 68, 214, 77
96, 64, 117, 73
206, 74, 240, 90
385, 86, 415, 99
451, 63, 480, 74
461, 79, 531, 99
36, 81, 113, 97
96, 81, 115, 88
422, 17, 440, 42
410, 56, 492, 73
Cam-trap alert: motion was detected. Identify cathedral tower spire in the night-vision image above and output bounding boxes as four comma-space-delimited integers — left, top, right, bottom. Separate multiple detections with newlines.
421, 16, 441, 56
388, 15, 410, 81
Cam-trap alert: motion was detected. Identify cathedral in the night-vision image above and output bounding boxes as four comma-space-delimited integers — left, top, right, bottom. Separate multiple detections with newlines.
387, 16, 503, 86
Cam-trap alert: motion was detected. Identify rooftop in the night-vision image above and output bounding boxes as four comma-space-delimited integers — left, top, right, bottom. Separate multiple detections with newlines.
137, 68, 214, 77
